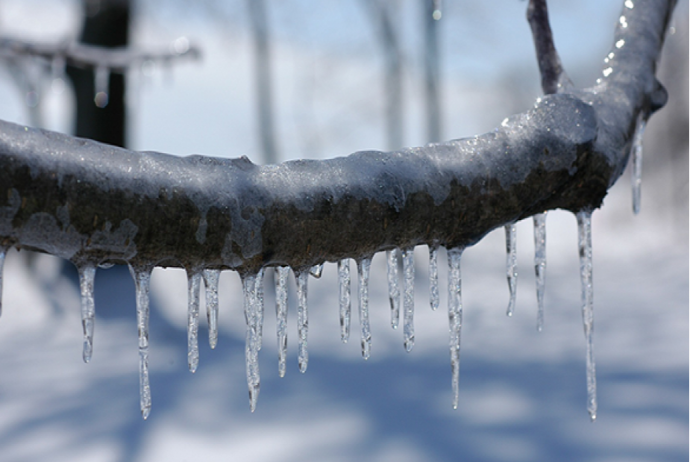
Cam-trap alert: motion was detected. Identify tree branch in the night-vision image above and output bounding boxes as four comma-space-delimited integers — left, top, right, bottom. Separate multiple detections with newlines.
0, 0, 677, 275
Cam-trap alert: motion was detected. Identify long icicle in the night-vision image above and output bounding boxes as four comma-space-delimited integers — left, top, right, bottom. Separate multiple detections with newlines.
275, 266, 289, 377
78, 264, 97, 363
505, 224, 518, 317
186, 269, 201, 373
402, 248, 415, 352
129, 263, 153, 420
429, 244, 439, 311
447, 247, 464, 410
296, 270, 309, 373
631, 113, 647, 215
242, 272, 261, 412
0, 245, 7, 317
202, 269, 220, 349
533, 213, 547, 331
338, 259, 351, 343
255, 268, 265, 351
358, 257, 372, 360
576, 210, 597, 422
386, 249, 401, 329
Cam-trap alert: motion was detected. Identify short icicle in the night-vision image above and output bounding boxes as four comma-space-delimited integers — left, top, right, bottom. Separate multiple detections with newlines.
0, 245, 8, 317
296, 270, 309, 373
429, 245, 439, 311
309, 263, 324, 278
402, 248, 415, 352
505, 224, 518, 317
576, 210, 597, 422
242, 272, 261, 412
386, 249, 401, 329
631, 114, 647, 215
447, 247, 464, 410
202, 269, 220, 349
358, 257, 372, 360
533, 213, 547, 331
338, 259, 351, 343
94, 65, 110, 108
78, 264, 97, 363
275, 267, 289, 377
186, 269, 201, 373
129, 264, 153, 420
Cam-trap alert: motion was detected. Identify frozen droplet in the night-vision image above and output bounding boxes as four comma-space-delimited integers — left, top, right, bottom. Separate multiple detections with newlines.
186, 270, 201, 373
429, 245, 439, 311
533, 213, 547, 331
129, 264, 153, 420
202, 269, 220, 349
447, 247, 464, 410
78, 264, 96, 363
242, 272, 262, 412
338, 259, 351, 343
386, 249, 400, 329
576, 210, 597, 422
358, 257, 372, 360
275, 266, 289, 377
631, 114, 646, 215
309, 263, 324, 278
0, 245, 7, 317
402, 248, 415, 352
296, 270, 309, 373
505, 224, 517, 317
94, 65, 110, 108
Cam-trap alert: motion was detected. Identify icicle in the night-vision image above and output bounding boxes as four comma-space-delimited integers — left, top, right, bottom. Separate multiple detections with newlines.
0, 245, 7, 317
338, 259, 351, 343
51, 55, 66, 94
447, 247, 464, 410
309, 263, 324, 278
275, 266, 289, 377
386, 249, 400, 329
505, 224, 518, 317
631, 114, 647, 215
576, 210, 597, 422
186, 270, 201, 373
255, 268, 265, 350
533, 213, 547, 331
94, 65, 110, 108
78, 264, 97, 363
242, 272, 261, 412
402, 248, 415, 352
432, 0, 443, 20
129, 264, 153, 420
358, 257, 372, 360
202, 269, 220, 349
429, 245, 439, 311
296, 271, 309, 373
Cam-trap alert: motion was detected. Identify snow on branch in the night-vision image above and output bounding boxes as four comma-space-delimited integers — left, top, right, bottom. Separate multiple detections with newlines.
0, 0, 674, 274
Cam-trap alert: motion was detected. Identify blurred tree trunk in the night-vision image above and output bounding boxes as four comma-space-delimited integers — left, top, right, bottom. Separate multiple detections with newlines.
67, 0, 130, 147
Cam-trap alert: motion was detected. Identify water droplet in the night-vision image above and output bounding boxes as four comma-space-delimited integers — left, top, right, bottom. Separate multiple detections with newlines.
309, 263, 323, 278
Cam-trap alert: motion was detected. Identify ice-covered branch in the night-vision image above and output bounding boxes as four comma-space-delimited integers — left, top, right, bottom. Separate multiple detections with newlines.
0, 36, 200, 72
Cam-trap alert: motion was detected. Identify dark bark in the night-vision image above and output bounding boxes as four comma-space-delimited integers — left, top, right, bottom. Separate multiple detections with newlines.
0, 0, 677, 275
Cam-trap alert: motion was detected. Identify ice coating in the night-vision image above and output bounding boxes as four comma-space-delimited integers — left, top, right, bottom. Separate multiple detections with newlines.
296, 271, 309, 373
242, 272, 262, 412
129, 264, 152, 420
358, 257, 372, 360
402, 248, 415, 352
576, 210, 597, 421
429, 245, 439, 311
386, 249, 400, 329
447, 247, 464, 410
78, 264, 97, 363
533, 213, 547, 331
275, 266, 289, 377
631, 114, 646, 215
187, 270, 201, 373
338, 259, 351, 343
202, 269, 220, 349
505, 224, 517, 317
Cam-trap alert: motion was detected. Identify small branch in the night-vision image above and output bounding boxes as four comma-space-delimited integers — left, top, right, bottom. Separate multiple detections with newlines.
527, 0, 571, 94
0, 36, 200, 73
